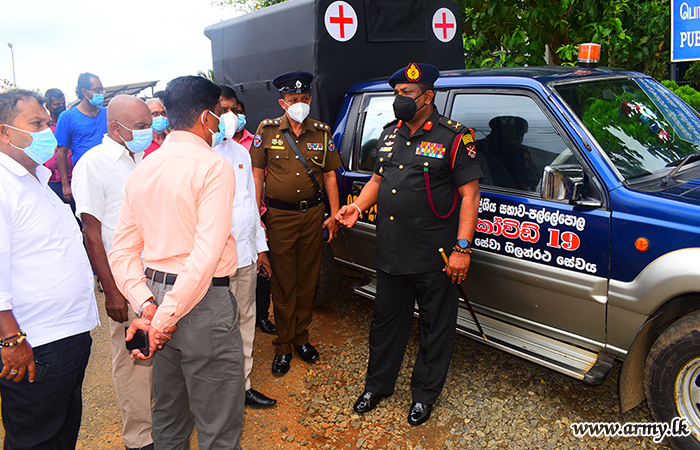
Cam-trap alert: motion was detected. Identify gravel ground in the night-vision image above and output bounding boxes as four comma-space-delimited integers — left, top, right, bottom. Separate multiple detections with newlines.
1, 275, 675, 449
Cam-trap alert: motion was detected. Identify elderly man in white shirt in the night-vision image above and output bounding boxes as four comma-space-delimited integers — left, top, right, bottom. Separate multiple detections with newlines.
71, 95, 155, 450
0, 89, 99, 449
214, 111, 277, 408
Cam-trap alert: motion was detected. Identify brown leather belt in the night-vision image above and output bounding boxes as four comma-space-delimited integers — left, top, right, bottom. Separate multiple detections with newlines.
266, 195, 323, 212
145, 268, 229, 287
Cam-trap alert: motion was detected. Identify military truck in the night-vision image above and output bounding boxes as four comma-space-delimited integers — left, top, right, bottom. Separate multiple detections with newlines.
207, 4, 700, 449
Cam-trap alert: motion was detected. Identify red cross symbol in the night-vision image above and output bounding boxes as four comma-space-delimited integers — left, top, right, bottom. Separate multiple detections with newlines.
330, 5, 354, 39
434, 12, 454, 40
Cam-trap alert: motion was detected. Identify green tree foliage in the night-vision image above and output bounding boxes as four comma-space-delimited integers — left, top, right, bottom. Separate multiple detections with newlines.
459, 0, 670, 78
213, 0, 285, 13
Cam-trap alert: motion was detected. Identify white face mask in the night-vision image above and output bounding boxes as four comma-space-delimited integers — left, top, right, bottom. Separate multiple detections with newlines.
221, 111, 238, 139
284, 101, 310, 123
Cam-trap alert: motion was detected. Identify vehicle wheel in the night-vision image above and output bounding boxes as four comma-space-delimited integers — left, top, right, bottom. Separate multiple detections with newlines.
314, 243, 340, 307
645, 310, 700, 450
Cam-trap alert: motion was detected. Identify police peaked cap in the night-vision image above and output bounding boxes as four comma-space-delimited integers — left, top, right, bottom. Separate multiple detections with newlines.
388, 63, 440, 88
273, 71, 313, 94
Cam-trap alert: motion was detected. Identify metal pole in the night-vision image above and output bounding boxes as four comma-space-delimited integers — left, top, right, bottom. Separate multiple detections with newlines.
7, 43, 15, 86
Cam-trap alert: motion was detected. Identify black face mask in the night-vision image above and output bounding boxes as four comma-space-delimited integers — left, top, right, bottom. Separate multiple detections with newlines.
392, 92, 427, 122
53, 105, 66, 118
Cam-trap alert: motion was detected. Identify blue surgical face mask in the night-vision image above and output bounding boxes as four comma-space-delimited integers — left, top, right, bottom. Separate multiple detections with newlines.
204, 110, 225, 147
6, 125, 58, 165
236, 114, 247, 133
117, 121, 153, 153
152, 116, 169, 134
88, 93, 104, 106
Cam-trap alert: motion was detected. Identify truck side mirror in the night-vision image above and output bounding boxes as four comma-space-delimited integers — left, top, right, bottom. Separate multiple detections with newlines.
541, 164, 601, 207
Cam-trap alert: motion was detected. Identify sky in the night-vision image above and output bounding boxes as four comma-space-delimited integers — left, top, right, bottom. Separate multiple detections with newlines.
0, 0, 243, 102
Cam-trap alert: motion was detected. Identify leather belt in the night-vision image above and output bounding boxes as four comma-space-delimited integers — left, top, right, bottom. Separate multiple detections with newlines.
145, 268, 229, 287
266, 196, 323, 212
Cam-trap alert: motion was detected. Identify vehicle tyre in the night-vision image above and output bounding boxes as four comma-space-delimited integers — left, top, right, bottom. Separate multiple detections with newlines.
645, 310, 700, 450
314, 243, 340, 307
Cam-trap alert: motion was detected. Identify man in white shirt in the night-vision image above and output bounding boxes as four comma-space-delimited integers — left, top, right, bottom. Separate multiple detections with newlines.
214, 111, 277, 408
71, 95, 154, 450
0, 89, 99, 448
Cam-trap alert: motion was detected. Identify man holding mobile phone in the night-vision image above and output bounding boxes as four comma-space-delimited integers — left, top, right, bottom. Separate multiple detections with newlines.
0, 89, 100, 448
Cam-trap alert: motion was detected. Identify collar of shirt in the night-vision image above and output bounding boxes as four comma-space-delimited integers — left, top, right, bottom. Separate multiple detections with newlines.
398, 107, 440, 140
159, 130, 215, 154
0, 151, 51, 185
101, 134, 133, 161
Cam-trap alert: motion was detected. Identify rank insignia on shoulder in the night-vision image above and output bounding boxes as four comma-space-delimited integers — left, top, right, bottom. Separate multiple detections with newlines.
307, 143, 324, 151
466, 143, 477, 159
328, 141, 336, 152
438, 116, 465, 133
253, 134, 262, 148
416, 141, 445, 159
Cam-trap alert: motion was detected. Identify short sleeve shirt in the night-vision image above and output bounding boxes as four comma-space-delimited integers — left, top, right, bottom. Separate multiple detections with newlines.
250, 114, 341, 203
54, 105, 108, 165
372, 108, 483, 274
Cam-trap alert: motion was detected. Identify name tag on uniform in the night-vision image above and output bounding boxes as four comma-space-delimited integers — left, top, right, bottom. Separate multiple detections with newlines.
379, 147, 393, 152
307, 143, 324, 151
416, 142, 445, 159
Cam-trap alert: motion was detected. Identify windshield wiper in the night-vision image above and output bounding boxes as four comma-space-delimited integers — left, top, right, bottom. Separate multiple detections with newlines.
661, 153, 700, 186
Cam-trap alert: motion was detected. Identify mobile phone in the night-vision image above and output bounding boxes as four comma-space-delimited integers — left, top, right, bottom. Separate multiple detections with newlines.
34, 360, 49, 384
125, 327, 149, 357
259, 265, 270, 280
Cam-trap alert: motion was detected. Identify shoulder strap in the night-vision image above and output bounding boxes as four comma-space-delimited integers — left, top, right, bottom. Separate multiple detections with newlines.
281, 130, 323, 199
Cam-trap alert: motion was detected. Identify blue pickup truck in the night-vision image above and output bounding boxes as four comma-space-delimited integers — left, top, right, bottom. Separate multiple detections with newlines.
328, 66, 700, 450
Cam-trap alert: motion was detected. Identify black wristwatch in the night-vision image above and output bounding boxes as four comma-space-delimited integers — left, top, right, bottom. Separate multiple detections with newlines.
456, 238, 472, 250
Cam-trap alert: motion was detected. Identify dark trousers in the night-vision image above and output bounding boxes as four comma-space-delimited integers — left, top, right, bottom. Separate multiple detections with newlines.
0, 332, 92, 450
255, 211, 271, 322
365, 269, 458, 404
267, 204, 324, 354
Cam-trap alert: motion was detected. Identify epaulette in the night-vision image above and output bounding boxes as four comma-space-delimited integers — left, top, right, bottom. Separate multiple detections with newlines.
383, 119, 399, 129
438, 116, 467, 134
260, 117, 282, 127
310, 121, 331, 132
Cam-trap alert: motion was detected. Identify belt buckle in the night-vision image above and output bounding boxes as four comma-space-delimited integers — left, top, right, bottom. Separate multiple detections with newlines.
299, 200, 308, 212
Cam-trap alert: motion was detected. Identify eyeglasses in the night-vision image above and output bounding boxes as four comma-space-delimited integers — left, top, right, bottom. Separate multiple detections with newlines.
86, 88, 105, 94
151, 111, 167, 118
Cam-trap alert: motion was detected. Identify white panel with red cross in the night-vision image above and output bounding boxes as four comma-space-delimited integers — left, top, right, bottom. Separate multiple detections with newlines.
432, 7, 457, 43
324, 1, 358, 42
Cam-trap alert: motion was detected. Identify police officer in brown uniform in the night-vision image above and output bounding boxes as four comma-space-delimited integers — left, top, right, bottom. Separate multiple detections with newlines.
336, 63, 482, 426
250, 71, 341, 375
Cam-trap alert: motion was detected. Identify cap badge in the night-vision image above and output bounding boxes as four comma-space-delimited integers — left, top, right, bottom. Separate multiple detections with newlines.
406, 63, 421, 82
295, 80, 302, 88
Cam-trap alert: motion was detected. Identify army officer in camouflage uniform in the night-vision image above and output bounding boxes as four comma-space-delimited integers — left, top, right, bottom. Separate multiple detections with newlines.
250, 71, 341, 376
336, 63, 482, 426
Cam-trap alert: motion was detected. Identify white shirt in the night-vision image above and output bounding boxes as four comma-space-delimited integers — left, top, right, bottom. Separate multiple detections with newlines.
214, 138, 268, 268
72, 135, 142, 252
0, 152, 99, 348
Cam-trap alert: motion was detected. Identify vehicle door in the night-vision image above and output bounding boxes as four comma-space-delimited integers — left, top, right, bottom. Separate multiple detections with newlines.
447, 89, 611, 345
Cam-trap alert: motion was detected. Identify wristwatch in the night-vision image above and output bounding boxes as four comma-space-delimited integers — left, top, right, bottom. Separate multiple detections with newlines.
138, 300, 156, 318
456, 238, 472, 250
453, 238, 472, 254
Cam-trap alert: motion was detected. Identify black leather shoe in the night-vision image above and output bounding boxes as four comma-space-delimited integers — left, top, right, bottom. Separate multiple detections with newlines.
245, 388, 277, 407
257, 318, 276, 334
407, 402, 432, 426
353, 391, 390, 413
272, 353, 292, 375
294, 343, 320, 363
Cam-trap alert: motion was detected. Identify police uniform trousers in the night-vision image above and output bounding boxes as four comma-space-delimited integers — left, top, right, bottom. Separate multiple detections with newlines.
0, 332, 92, 450
266, 203, 324, 355
146, 278, 244, 450
108, 308, 154, 449
365, 269, 459, 404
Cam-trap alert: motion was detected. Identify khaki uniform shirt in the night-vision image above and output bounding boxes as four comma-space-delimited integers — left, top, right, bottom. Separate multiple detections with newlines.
250, 114, 342, 203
